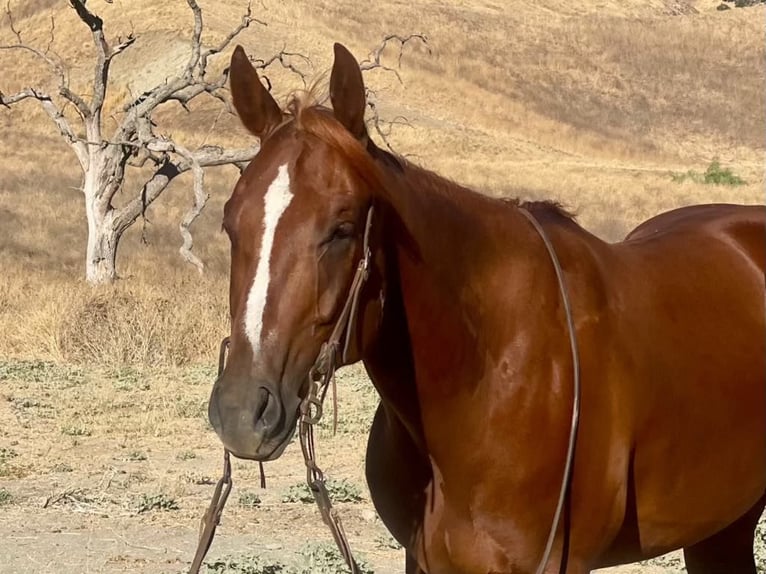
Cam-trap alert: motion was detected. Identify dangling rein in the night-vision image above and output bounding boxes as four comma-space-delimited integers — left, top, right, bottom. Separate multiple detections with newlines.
188, 206, 580, 574
188, 208, 374, 574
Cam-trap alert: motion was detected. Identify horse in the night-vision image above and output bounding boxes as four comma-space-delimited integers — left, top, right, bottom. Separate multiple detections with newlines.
207, 43, 766, 573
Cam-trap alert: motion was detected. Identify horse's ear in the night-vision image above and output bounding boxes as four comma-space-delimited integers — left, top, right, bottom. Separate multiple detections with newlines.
229, 45, 282, 140
330, 43, 368, 141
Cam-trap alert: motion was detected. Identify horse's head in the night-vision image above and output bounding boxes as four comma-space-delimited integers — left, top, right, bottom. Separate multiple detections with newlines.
208, 45, 386, 460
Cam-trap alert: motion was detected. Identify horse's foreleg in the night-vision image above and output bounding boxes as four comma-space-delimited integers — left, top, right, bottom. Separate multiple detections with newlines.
366, 403, 430, 573
682, 493, 765, 574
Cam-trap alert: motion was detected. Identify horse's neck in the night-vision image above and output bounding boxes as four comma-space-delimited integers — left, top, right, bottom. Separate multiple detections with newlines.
364, 163, 541, 436
384, 163, 536, 380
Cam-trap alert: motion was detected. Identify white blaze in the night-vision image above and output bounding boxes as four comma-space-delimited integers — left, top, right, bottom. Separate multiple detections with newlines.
244, 163, 293, 355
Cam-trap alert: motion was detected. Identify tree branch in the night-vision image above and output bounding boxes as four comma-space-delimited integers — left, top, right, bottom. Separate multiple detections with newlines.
114, 158, 180, 236
5, 0, 21, 42
0, 88, 88, 167
1, 1, 92, 119
175, 148, 207, 273
185, 0, 203, 81
359, 33, 429, 83
69, 0, 108, 123
121, 0, 257, 120
366, 89, 412, 153
199, 0, 264, 75
1, 0, 320, 276
251, 47, 313, 89
357, 34, 428, 154
112, 138, 260, 269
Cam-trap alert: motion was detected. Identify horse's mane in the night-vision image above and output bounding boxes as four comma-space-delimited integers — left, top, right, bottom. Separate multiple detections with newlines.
504, 198, 577, 222
286, 93, 576, 223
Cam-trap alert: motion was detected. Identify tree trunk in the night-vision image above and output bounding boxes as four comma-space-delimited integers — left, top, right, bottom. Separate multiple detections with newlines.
85, 212, 120, 284
83, 157, 122, 285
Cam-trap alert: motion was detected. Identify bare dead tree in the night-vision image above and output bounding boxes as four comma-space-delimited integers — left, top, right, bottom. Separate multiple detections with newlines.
0, 0, 309, 283
1, 2, 425, 284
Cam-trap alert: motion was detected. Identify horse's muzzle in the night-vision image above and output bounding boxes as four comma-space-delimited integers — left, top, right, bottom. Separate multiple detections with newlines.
207, 379, 297, 461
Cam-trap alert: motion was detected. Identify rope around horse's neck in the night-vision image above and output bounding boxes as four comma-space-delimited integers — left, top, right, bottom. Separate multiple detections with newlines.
520, 208, 581, 574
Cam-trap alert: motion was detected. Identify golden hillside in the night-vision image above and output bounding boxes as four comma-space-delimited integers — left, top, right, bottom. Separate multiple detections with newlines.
0, 0, 763, 361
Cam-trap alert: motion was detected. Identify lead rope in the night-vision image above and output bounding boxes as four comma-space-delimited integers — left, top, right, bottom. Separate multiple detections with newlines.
189, 338, 234, 574
519, 209, 581, 574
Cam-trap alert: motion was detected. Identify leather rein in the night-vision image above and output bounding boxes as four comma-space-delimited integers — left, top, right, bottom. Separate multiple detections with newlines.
189, 206, 580, 574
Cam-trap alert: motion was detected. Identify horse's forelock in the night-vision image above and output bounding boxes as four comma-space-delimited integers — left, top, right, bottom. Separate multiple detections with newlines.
285, 95, 387, 196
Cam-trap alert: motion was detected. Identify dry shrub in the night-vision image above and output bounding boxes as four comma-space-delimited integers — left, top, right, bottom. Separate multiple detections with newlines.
59, 291, 166, 365
0, 263, 229, 367
55, 281, 228, 367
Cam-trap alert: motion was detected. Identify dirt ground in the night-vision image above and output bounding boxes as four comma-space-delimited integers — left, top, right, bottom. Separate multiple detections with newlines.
5, 358, 748, 574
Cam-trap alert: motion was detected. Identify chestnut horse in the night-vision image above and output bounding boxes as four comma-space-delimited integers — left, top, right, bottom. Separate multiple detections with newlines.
207, 44, 766, 573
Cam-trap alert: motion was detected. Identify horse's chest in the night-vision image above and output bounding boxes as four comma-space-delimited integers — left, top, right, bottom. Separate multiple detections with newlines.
417, 468, 524, 573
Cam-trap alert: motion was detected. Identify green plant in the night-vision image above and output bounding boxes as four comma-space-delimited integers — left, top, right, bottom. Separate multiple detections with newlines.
238, 490, 261, 509
281, 482, 314, 504
641, 552, 685, 570
203, 555, 287, 574
183, 364, 218, 385
296, 542, 374, 574
671, 160, 745, 186
325, 478, 363, 503
174, 397, 207, 418
176, 450, 197, 461
702, 160, 745, 185
112, 366, 150, 391
0, 488, 12, 505
0, 447, 23, 478
0, 447, 18, 465
135, 493, 179, 513
755, 513, 766, 571
281, 478, 362, 504
125, 450, 147, 461
61, 424, 92, 436
375, 532, 403, 550
184, 472, 215, 485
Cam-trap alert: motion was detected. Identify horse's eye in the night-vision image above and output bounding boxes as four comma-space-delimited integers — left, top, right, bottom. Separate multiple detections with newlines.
327, 222, 355, 243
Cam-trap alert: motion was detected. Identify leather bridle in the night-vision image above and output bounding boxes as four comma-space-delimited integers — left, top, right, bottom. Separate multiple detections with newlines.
189, 205, 580, 574
189, 207, 374, 574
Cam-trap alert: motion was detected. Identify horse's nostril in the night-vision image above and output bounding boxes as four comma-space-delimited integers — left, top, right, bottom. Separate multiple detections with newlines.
253, 387, 271, 427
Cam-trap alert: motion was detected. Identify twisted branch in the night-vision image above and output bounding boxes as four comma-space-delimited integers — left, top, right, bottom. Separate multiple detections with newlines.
251, 47, 313, 89
360, 34, 428, 152
359, 33, 429, 82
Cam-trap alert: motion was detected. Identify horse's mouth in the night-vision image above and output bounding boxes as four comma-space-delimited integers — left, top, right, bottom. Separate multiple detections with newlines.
226, 414, 298, 462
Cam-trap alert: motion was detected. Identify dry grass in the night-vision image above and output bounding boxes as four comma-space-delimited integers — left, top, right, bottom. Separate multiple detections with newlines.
0, 265, 229, 366
0, 0, 764, 366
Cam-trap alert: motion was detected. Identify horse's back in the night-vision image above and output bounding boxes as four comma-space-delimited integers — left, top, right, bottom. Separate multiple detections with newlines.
601, 203, 765, 556
626, 203, 765, 265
